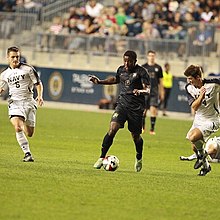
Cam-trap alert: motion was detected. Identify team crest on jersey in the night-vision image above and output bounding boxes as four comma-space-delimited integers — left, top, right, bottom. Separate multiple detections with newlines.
125, 80, 130, 86
133, 73, 137, 78
48, 71, 64, 100
112, 112, 118, 119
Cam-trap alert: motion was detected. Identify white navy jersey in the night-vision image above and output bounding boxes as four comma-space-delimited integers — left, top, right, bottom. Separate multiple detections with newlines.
0, 63, 40, 101
185, 78, 220, 121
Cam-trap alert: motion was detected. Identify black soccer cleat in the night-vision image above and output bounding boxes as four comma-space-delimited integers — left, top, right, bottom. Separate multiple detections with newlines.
194, 155, 204, 169
198, 165, 211, 176
23, 152, 34, 162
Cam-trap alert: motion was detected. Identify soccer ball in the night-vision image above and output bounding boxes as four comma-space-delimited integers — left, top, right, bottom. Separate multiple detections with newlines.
103, 155, 119, 171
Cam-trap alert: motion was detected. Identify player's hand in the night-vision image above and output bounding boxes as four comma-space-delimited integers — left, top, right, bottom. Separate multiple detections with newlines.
88, 75, 100, 84
200, 86, 206, 98
133, 89, 141, 96
0, 88, 4, 95
36, 97, 44, 106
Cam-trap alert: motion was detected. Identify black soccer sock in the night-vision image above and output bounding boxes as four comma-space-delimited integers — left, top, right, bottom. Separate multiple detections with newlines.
135, 137, 143, 160
142, 116, 146, 130
100, 133, 114, 158
150, 117, 156, 131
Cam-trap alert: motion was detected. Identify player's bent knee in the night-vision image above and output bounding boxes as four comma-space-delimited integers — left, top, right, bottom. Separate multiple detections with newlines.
27, 133, 33, 137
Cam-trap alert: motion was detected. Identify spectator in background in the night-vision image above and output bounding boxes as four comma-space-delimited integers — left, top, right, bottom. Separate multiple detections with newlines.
115, 24, 128, 53
38, 16, 63, 51
0, 15, 15, 39
164, 11, 186, 40
192, 21, 213, 56
85, 0, 104, 19
141, 1, 155, 22
136, 21, 161, 53
200, 5, 214, 22
160, 63, 173, 116
115, 7, 126, 27
68, 6, 81, 20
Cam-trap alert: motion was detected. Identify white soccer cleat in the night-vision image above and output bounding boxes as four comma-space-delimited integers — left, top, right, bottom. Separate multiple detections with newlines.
135, 159, 142, 172
93, 158, 104, 169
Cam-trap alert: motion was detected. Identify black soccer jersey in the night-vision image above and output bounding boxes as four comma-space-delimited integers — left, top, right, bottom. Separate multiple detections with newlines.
115, 64, 150, 109
142, 63, 163, 96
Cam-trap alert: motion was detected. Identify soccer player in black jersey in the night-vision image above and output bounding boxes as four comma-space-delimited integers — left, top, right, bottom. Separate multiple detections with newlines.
142, 50, 164, 135
89, 50, 150, 172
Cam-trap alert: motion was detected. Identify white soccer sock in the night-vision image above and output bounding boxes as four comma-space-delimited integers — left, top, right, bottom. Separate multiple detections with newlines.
188, 153, 197, 160
16, 131, 31, 154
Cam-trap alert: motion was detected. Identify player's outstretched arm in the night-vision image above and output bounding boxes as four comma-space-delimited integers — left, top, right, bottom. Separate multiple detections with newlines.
89, 75, 117, 85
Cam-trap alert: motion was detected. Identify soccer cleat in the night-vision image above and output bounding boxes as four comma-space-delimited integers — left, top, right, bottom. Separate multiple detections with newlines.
194, 152, 208, 169
194, 155, 203, 169
23, 152, 34, 162
180, 153, 197, 161
93, 158, 104, 169
198, 165, 211, 176
135, 159, 142, 172
149, 130, 156, 135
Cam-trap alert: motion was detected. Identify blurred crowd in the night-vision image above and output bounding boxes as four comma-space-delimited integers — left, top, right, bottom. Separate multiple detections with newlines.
35, 0, 220, 55
0, 0, 56, 12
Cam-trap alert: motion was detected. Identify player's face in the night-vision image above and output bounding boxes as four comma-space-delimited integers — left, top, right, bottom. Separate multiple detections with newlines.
123, 55, 136, 72
187, 75, 202, 88
147, 52, 155, 63
7, 51, 20, 69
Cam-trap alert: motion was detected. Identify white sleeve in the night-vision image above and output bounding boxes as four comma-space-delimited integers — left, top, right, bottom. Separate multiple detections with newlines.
0, 73, 8, 90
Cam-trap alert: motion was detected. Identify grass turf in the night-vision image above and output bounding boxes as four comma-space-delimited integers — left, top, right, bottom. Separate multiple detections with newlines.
0, 103, 220, 220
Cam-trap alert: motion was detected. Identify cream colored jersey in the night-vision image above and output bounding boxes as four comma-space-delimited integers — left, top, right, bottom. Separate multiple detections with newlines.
185, 79, 220, 141
0, 63, 40, 101
185, 79, 220, 121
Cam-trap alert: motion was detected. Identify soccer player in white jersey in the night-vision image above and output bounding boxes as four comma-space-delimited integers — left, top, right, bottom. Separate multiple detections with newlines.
0, 46, 44, 162
180, 136, 220, 163
184, 64, 220, 176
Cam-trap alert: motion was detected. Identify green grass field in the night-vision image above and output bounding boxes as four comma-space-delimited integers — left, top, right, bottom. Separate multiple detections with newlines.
1, 103, 220, 220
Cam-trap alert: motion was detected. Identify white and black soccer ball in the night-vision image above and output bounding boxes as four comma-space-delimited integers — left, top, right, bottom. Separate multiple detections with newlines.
103, 155, 119, 171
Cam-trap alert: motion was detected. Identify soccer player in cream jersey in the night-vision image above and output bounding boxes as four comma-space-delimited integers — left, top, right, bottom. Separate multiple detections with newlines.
184, 64, 220, 176
0, 46, 44, 162
180, 136, 220, 163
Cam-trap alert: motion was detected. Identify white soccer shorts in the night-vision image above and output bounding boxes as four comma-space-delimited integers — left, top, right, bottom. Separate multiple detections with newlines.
187, 119, 220, 142
8, 99, 37, 127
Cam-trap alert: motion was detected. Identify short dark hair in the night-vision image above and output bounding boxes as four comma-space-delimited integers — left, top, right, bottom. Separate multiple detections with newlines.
164, 62, 169, 68
7, 46, 20, 55
124, 50, 137, 61
184, 65, 203, 78
147, 50, 156, 55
